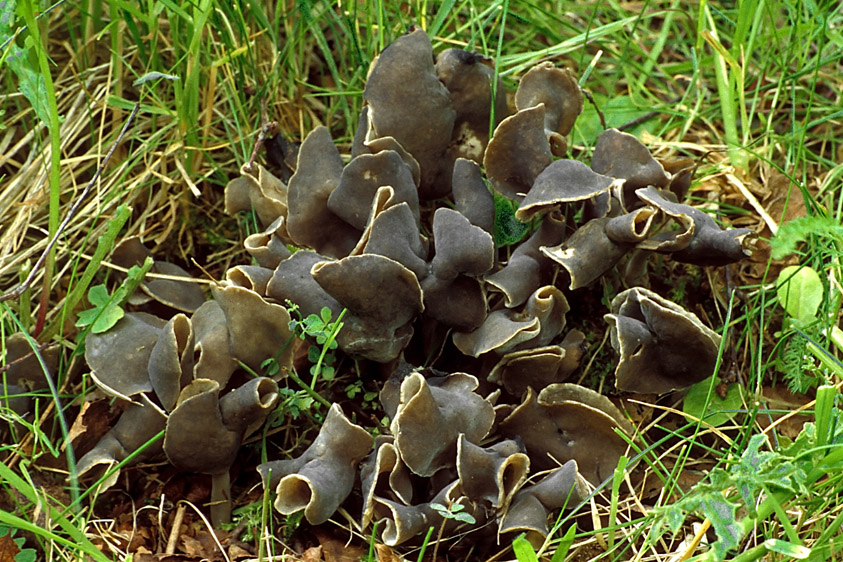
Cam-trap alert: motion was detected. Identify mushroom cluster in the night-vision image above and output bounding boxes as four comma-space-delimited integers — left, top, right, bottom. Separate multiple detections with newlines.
77, 27, 755, 548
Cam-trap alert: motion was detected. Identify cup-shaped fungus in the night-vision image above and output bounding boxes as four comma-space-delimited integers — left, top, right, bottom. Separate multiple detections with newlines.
360, 436, 415, 528
224, 163, 288, 228
435, 48, 508, 163
486, 211, 565, 308
312, 254, 424, 362
165, 377, 279, 526
243, 216, 291, 269
456, 435, 529, 510
514, 63, 584, 157
257, 403, 373, 525
390, 372, 494, 477
451, 158, 496, 235
542, 217, 631, 290
363, 26, 455, 198
85, 312, 166, 399
604, 286, 721, 393
515, 159, 619, 222
635, 186, 756, 266
286, 126, 360, 258
483, 105, 553, 201
488, 330, 586, 396
453, 286, 569, 357
147, 313, 194, 412
75, 396, 167, 489
498, 459, 586, 546
499, 384, 634, 485
212, 284, 294, 375
591, 128, 670, 210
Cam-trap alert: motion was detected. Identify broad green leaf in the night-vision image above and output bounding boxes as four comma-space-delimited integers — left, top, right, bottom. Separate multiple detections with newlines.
572, 94, 652, 146
776, 265, 823, 322
683, 376, 743, 427
86, 284, 111, 307
512, 534, 540, 562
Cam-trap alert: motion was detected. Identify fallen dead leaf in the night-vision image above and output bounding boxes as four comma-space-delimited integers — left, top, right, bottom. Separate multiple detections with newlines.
0, 532, 21, 562
302, 545, 324, 562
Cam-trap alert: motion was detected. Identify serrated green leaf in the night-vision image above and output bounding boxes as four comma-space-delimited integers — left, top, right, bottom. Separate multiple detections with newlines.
700, 494, 742, 554
512, 534, 540, 562
776, 265, 823, 322
683, 376, 744, 427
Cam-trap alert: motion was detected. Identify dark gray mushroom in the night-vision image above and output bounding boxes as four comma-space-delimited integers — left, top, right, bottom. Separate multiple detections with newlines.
541, 217, 630, 290
313, 254, 424, 362
327, 149, 419, 231
499, 384, 634, 484
165, 377, 279, 526
456, 435, 529, 510
244, 216, 292, 270
486, 211, 566, 308
488, 330, 586, 396
452, 286, 569, 357
635, 186, 756, 265
111, 237, 205, 313
224, 163, 288, 228
514, 63, 583, 157
211, 284, 294, 375
360, 436, 414, 528
515, 159, 619, 222
452, 158, 495, 235
257, 403, 373, 525
363, 26, 455, 198
498, 460, 586, 546
604, 286, 721, 393
286, 126, 361, 258
435, 48, 508, 163
591, 128, 669, 210
266, 250, 343, 321
147, 313, 194, 412
360, 202, 429, 278
85, 312, 166, 399
75, 395, 167, 489
224, 265, 274, 295
390, 372, 494, 477
483, 105, 553, 201
190, 301, 236, 386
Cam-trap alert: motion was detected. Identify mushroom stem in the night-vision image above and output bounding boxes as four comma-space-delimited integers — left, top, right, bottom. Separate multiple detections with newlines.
210, 470, 232, 528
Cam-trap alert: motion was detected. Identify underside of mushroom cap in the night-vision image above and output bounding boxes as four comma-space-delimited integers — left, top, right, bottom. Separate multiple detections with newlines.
516, 159, 618, 223
605, 286, 721, 393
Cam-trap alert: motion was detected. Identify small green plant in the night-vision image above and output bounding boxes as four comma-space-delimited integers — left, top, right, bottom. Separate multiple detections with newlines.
286, 302, 346, 384
345, 380, 379, 410
429, 502, 476, 524
683, 375, 745, 427
74, 261, 153, 334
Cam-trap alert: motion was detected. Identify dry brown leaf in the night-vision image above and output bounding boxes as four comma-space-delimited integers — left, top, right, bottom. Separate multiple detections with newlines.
302, 545, 324, 562
375, 543, 405, 562
0, 533, 21, 562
